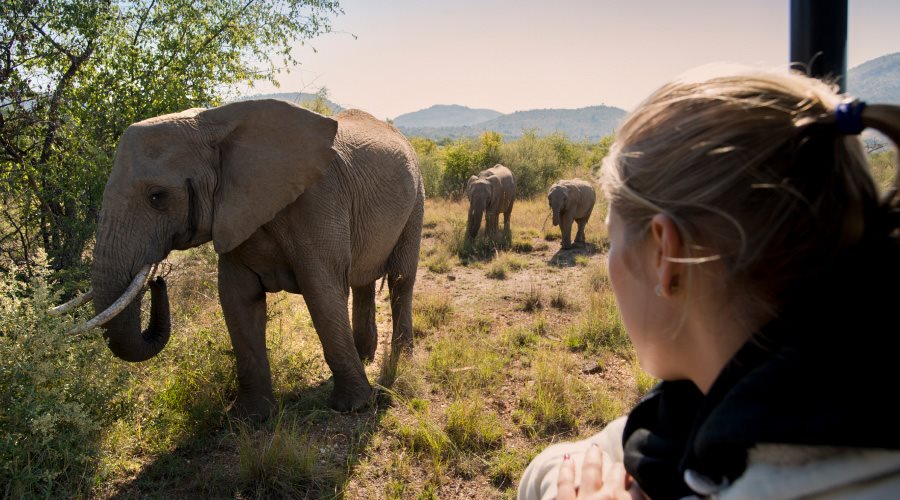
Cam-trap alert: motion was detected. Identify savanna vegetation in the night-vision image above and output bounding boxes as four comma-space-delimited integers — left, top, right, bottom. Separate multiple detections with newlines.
3, 2, 898, 498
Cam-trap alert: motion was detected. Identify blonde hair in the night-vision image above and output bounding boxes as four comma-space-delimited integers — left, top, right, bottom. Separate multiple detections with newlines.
602, 67, 899, 317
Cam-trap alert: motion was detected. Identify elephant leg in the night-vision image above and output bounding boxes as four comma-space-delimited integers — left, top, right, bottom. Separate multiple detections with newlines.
385, 203, 423, 380
575, 217, 588, 244
303, 278, 373, 412
561, 214, 574, 249
487, 212, 500, 236
352, 282, 378, 362
503, 209, 511, 235
219, 255, 276, 421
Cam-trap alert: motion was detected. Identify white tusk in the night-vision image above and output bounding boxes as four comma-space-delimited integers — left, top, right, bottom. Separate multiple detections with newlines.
68, 264, 153, 335
48, 289, 94, 316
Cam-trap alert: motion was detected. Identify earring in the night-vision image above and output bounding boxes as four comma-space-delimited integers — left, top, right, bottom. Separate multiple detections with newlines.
654, 284, 663, 297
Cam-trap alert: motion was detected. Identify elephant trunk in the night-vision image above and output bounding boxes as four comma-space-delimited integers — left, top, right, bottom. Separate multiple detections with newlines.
90, 274, 170, 362
552, 209, 560, 227
89, 209, 172, 362
466, 206, 483, 240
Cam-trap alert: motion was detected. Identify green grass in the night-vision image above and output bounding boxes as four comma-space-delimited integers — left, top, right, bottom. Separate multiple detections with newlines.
488, 448, 534, 489
587, 261, 610, 292
237, 416, 340, 498
565, 292, 631, 357
550, 286, 571, 310
486, 251, 528, 279
425, 247, 453, 273
633, 361, 658, 398
519, 283, 544, 312
445, 398, 504, 452
427, 335, 504, 396
574, 255, 591, 267
514, 353, 626, 439
412, 293, 454, 337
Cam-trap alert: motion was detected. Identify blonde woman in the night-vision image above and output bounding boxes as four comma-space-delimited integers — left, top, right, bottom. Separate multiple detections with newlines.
519, 67, 900, 499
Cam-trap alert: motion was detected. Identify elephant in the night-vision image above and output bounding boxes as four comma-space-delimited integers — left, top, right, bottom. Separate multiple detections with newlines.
547, 179, 596, 249
85, 99, 424, 419
465, 164, 516, 240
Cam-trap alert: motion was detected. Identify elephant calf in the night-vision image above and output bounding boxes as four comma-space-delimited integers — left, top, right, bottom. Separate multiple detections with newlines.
465, 164, 516, 240
548, 179, 596, 249
84, 100, 424, 420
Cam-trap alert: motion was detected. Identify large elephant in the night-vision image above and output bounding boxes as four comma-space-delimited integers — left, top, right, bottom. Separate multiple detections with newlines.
86, 100, 424, 419
465, 164, 516, 240
548, 179, 596, 249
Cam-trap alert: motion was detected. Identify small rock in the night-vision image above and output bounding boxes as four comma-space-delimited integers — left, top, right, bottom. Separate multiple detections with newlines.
447, 275, 457, 281
582, 361, 604, 375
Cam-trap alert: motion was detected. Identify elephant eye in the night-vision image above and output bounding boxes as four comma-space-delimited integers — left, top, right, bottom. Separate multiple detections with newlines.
148, 190, 167, 209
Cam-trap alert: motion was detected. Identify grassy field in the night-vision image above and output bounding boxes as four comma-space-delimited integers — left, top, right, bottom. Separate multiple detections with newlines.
7, 196, 651, 499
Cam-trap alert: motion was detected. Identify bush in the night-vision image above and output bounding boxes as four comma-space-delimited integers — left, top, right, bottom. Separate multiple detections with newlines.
499, 131, 570, 197
411, 137, 443, 198
0, 257, 127, 496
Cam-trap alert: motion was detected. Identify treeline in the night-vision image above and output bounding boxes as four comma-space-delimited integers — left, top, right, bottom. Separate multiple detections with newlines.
412, 131, 615, 200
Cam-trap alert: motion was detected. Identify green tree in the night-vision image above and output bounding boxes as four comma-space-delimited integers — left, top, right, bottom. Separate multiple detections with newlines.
475, 130, 502, 167
300, 86, 335, 116
439, 139, 478, 199
410, 137, 442, 197
0, 0, 341, 278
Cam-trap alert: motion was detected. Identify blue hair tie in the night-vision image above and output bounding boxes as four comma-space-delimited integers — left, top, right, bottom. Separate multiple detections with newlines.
835, 99, 867, 135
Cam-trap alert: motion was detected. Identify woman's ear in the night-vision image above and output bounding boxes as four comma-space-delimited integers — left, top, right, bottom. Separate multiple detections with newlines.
198, 100, 338, 254
650, 213, 684, 298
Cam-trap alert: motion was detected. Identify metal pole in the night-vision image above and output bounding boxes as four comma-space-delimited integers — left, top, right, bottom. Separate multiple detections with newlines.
790, 0, 848, 92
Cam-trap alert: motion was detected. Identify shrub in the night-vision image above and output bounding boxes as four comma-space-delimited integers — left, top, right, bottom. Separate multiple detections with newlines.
499, 131, 570, 197
0, 258, 127, 496
411, 137, 443, 198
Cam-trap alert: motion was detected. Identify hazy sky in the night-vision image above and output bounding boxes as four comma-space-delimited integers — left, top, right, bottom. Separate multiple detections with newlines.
243, 0, 900, 119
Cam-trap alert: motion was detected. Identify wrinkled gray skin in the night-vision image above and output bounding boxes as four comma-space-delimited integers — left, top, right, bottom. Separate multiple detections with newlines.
91, 100, 424, 419
465, 164, 516, 240
548, 179, 596, 249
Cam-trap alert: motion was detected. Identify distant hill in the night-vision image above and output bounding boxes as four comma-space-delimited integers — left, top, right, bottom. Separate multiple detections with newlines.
235, 92, 344, 115
393, 104, 503, 128
848, 53, 900, 104
398, 105, 625, 141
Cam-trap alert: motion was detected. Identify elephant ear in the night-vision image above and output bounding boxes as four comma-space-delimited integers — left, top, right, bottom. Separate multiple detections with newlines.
198, 100, 338, 254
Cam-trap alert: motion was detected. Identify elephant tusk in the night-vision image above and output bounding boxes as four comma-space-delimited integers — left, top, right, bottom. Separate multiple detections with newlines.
67, 264, 153, 335
48, 289, 94, 316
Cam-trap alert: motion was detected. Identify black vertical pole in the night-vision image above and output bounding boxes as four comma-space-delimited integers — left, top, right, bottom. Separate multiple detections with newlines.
790, 0, 848, 92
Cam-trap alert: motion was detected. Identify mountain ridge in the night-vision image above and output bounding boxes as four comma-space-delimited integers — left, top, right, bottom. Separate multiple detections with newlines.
396, 104, 626, 141
848, 52, 900, 104
393, 104, 502, 128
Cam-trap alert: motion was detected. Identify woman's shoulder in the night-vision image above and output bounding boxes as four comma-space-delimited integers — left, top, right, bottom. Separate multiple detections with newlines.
717, 444, 900, 499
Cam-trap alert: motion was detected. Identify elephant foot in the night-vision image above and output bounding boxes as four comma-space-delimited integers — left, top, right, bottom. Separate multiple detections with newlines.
329, 380, 374, 412
354, 325, 378, 363
227, 393, 276, 423
561, 243, 574, 250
